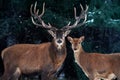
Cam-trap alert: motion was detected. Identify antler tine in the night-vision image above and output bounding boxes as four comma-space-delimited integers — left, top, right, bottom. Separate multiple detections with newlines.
62, 21, 71, 29
30, 4, 34, 16
76, 4, 88, 27
30, 2, 42, 27
67, 22, 71, 26
38, 2, 45, 17
34, 2, 37, 14
74, 7, 77, 19
85, 5, 89, 12
31, 17, 42, 26
74, 4, 87, 26
36, 9, 39, 15
30, 2, 52, 29
63, 3, 88, 30
80, 4, 84, 11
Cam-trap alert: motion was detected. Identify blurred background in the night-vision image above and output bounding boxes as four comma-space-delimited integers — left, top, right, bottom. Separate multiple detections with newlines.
0, 0, 120, 80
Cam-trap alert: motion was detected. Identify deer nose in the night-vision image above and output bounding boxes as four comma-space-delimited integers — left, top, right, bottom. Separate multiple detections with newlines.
57, 40, 62, 43
74, 48, 77, 50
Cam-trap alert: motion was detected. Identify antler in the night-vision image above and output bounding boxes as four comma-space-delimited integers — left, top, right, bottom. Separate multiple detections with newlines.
30, 2, 52, 29
62, 4, 88, 30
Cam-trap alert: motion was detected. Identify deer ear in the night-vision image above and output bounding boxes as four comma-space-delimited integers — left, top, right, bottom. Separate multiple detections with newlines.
64, 30, 71, 37
48, 30, 55, 37
67, 36, 73, 43
79, 36, 85, 42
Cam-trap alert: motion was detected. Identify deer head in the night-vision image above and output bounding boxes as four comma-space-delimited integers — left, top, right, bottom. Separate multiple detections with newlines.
67, 36, 85, 52
30, 2, 88, 50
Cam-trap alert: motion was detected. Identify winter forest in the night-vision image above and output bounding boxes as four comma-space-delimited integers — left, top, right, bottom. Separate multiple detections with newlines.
0, 0, 120, 80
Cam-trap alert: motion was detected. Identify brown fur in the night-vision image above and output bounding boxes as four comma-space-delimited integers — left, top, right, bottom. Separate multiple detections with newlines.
68, 36, 120, 80
1, 40, 67, 80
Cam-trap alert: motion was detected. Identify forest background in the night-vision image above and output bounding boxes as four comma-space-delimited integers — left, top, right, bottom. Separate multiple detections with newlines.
0, 0, 120, 80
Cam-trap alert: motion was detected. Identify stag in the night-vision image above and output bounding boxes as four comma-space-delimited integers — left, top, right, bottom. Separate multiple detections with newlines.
67, 36, 120, 80
1, 1, 88, 80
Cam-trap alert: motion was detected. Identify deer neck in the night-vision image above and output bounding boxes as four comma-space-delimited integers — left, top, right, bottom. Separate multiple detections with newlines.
48, 40, 67, 73
74, 44, 87, 66
50, 40, 66, 63
74, 44, 89, 77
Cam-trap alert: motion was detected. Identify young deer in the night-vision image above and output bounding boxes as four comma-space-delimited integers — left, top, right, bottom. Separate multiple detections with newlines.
67, 36, 120, 80
1, 2, 88, 80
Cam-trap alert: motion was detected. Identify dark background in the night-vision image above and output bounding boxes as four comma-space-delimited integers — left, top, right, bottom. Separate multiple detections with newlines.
0, 0, 120, 80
